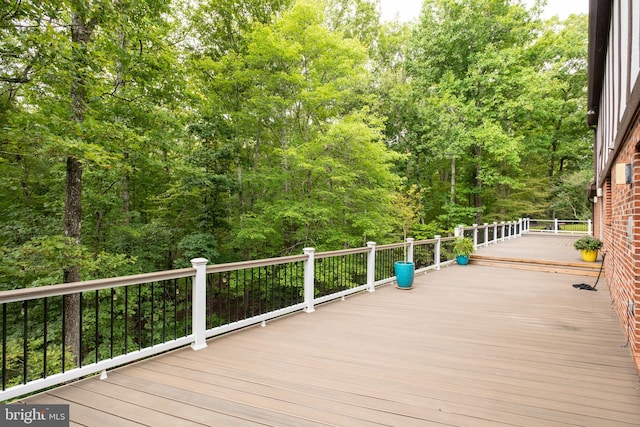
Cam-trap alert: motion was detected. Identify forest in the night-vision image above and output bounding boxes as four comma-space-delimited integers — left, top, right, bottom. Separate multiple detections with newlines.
0, 0, 592, 288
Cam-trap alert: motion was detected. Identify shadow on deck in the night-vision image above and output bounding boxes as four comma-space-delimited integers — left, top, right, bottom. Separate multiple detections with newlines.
20, 234, 640, 426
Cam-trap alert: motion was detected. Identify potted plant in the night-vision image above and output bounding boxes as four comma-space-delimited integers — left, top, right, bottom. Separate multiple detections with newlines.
573, 236, 603, 262
394, 186, 424, 289
453, 236, 474, 265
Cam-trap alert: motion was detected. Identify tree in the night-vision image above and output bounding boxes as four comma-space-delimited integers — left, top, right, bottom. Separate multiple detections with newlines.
405, 0, 590, 226
220, 0, 401, 256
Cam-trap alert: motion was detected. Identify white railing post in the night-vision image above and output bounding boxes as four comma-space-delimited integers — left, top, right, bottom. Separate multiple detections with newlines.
507, 221, 513, 239
366, 242, 376, 292
434, 235, 441, 270
501, 221, 506, 241
517, 219, 522, 237
588, 219, 593, 235
483, 223, 489, 246
190, 258, 208, 351
493, 222, 498, 244
554, 218, 559, 234
472, 224, 478, 249
303, 248, 315, 313
407, 238, 415, 263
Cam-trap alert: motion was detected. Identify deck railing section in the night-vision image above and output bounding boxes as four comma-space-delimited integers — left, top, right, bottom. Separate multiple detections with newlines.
0, 220, 526, 401
456, 218, 528, 251
527, 218, 592, 234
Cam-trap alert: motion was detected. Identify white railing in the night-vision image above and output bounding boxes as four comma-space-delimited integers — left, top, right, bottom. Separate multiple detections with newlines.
0, 220, 525, 401
455, 218, 529, 251
527, 218, 592, 235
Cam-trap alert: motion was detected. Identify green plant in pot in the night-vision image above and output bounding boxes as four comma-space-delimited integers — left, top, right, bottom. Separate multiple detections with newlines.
453, 236, 474, 265
573, 236, 603, 262
394, 185, 424, 289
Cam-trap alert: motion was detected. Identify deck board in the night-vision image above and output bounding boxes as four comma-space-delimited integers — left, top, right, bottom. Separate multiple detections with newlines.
21, 235, 640, 426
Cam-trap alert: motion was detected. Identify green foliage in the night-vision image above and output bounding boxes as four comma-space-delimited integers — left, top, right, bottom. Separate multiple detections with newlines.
573, 236, 603, 251
404, 0, 590, 227
393, 184, 424, 239
453, 237, 475, 257
550, 170, 593, 220
176, 233, 220, 268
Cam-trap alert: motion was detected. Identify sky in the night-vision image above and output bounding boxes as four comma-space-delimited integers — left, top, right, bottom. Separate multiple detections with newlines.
379, 0, 590, 23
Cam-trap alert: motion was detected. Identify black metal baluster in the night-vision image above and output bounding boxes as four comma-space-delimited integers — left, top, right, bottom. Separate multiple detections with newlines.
162, 281, 167, 342
236, 269, 243, 321
173, 279, 177, 339
257, 267, 262, 315
227, 271, 232, 322
244, 269, 249, 318
43, 298, 48, 378
151, 282, 155, 346
79, 293, 83, 367
95, 290, 99, 364
216, 274, 222, 327
110, 289, 115, 359
185, 278, 191, 337
284, 264, 288, 307
206, 275, 211, 329
125, 286, 129, 353
233, 271, 238, 322
2, 303, 6, 390
272, 265, 278, 311
22, 300, 28, 384
61, 296, 66, 373
137, 284, 142, 350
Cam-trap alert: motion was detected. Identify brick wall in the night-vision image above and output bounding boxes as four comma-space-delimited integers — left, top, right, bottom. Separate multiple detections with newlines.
598, 120, 640, 372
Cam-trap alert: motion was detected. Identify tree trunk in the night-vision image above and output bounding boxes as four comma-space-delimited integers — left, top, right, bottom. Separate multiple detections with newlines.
450, 156, 456, 204
64, 7, 95, 366
474, 145, 483, 223
63, 156, 83, 365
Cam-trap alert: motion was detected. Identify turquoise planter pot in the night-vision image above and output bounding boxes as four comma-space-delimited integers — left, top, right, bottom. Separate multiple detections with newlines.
456, 255, 469, 265
394, 261, 415, 289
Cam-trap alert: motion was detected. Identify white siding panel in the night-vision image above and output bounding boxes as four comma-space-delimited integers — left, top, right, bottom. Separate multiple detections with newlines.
612, 2, 620, 133
620, 0, 629, 112
632, 0, 640, 83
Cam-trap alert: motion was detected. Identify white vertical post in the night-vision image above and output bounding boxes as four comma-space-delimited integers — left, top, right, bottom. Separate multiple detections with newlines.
501, 221, 506, 241
554, 218, 559, 234
366, 242, 376, 292
483, 223, 489, 246
303, 248, 315, 313
517, 219, 522, 237
190, 258, 208, 351
493, 222, 498, 244
507, 221, 512, 239
434, 235, 441, 270
472, 224, 478, 250
407, 238, 415, 263
588, 219, 593, 236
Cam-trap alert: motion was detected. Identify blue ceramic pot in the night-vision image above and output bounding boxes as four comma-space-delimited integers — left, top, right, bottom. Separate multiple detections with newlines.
394, 261, 415, 289
456, 255, 469, 265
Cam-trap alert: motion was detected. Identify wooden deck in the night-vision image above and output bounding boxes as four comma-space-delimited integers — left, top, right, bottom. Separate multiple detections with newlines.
22, 235, 640, 426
